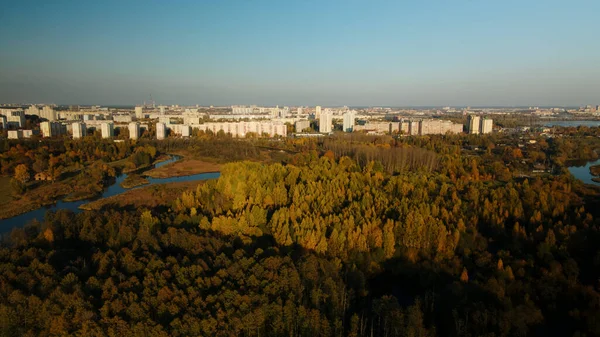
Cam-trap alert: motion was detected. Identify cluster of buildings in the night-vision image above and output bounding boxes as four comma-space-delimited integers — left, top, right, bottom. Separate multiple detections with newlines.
467, 115, 493, 135
2, 103, 501, 140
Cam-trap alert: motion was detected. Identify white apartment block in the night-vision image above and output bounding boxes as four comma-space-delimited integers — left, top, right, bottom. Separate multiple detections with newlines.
194, 121, 287, 138
72, 122, 87, 139
342, 111, 356, 132
40, 121, 64, 138
129, 122, 141, 140
468, 115, 480, 134
480, 118, 493, 134
135, 106, 144, 119
8, 130, 22, 139
295, 120, 311, 132
22, 130, 35, 138
101, 122, 114, 139
156, 122, 167, 140
319, 110, 332, 133
315, 106, 322, 119
0, 115, 6, 129
40, 106, 57, 121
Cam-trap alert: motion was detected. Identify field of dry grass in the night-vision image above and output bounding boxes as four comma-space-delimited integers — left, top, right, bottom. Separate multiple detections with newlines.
80, 180, 200, 211
144, 158, 221, 178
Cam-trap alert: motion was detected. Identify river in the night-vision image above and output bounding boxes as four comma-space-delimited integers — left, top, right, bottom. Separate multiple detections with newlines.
0, 156, 220, 233
568, 159, 600, 186
543, 120, 600, 128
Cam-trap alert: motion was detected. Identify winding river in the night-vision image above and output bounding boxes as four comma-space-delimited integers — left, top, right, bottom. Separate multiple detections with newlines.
568, 159, 600, 186
0, 156, 220, 233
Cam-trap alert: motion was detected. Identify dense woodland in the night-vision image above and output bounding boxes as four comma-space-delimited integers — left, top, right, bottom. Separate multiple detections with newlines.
1, 129, 600, 336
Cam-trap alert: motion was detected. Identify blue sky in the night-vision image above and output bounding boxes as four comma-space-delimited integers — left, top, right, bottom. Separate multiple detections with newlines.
0, 0, 598, 106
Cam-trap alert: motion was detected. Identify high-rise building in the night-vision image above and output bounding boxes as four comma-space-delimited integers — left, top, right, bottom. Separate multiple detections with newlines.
156, 122, 167, 140
101, 122, 114, 139
467, 115, 481, 134
181, 125, 191, 137
295, 120, 311, 132
72, 122, 87, 139
0, 115, 6, 129
480, 118, 493, 134
128, 122, 141, 140
342, 111, 356, 132
297, 107, 303, 115
319, 110, 332, 133
135, 106, 144, 119
159, 106, 166, 115
40, 106, 57, 121
2, 110, 25, 128
25, 105, 40, 116
40, 121, 63, 137
315, 106, 322, 119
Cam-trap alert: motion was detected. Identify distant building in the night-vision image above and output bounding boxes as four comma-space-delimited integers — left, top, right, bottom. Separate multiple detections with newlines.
8, 130, 22, 139
40, 121, 64, 137
0, 115, 6, 129
113, 115, 133, 123
295, 120, 311, 132
72, 122, 87, 139
25, 105, 40, 116
101, 122, 114, 139
22, 130, 35, 138
315, 106, 322, 119
342, 111, 356, 132
40, 106, 57, 121
480, 118, 493, 134
156, 122, 167, 140
159, 106, 166, 115
2, 110, 25, 128
319, 110, 332, 133
467, 115, 480, 134
297, 107, 304, 115
135, 106, 144, 119
193, 121, 287, 138
180, 125, 191, 137
128, 122, 140, 140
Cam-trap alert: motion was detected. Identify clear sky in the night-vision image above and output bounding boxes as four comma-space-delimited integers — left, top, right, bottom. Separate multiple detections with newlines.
0, 0, 598, 107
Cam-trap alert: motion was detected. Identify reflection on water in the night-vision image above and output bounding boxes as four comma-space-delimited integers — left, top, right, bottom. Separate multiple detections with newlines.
0, 156, 220, 233
568, 159, 600, 186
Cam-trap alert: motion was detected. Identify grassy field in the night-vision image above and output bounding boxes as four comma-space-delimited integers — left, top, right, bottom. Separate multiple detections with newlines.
80, 181, 200, 211
120, 174, 149, 189
144, 158, 221, 178
0, 176, 13, 205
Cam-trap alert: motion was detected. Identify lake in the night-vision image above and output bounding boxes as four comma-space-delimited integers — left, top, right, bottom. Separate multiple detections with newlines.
0, 156, 220, 234
568, 159, 600, 186
543, 120, 600, 127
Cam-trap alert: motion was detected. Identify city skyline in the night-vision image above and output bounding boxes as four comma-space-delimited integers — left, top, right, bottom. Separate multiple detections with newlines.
1, 0, 599, 106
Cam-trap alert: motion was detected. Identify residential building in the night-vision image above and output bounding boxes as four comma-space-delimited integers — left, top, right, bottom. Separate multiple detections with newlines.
40, 121, 64, 137
156, 122, 167, 140
181, 125, 191, 137
8, 130, 22, 139
159, 106, 166, 115
342, 111, 356, 132
315, 106, 322, 119
319, 110, 332, 133
480, 118, 493, 134
72, 122, 87, 139
128, 122, 141, 140
468, 115, 481, 134
0, 115, 6, 129
135, 106, 144, 119
40, 106, 57, 121
25, 105, 40, 116
22, 130, 35, 138
101, 122, 114, 139
295, 120, 311, 132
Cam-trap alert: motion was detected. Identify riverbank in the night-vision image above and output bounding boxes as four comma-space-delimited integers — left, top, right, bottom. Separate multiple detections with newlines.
120, 174, 149, 189
80, 180, 201, 211
144, 157, 221, 178
590, 165, 600, 176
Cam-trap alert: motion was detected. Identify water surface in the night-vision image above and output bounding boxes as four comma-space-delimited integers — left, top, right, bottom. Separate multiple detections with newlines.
0, 156, 219, 233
